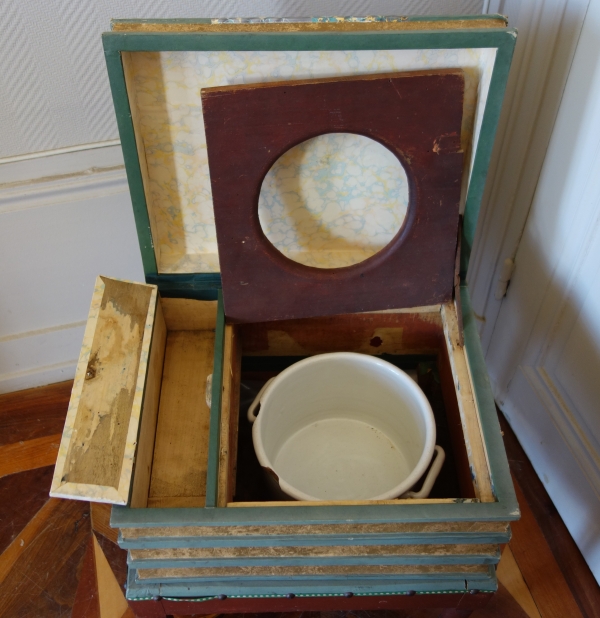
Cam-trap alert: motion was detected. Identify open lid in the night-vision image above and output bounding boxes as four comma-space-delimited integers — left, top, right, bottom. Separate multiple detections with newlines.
103, 16, 516, 301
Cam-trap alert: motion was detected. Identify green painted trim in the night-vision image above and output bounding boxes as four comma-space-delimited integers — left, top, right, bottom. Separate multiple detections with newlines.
125, 566, 496, 597
146, 273, 221, 300
138, 572, 491, 586
461, 286, 519, 517
102, 28, 515, 53
112, 498, 518, 527
461, 33, 517, 277
403, 14, 508, 24
204, 290, 226, 507
118, 530, 511, 550
103, 49, 158, 276
127, 551, 500, 570
161, 590, 476, 601
111, 17, 213, 27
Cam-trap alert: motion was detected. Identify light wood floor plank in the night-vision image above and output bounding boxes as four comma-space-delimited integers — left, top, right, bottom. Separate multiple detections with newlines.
497, 545, 542, 618
0, 433, 60, 478
93, 533, 129, 618
510, 475, 584, 618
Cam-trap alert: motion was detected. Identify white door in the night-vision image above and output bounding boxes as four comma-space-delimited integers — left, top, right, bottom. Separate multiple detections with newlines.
485, 0, 600, 581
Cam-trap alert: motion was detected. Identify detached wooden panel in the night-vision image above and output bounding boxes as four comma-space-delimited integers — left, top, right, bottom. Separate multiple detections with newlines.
51, 276, 157, 504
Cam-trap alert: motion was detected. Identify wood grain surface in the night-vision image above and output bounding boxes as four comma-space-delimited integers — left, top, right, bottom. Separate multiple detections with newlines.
148, 331, 214, 508
63, 278, 154, 488
0, 381, 70, 446
0, 465, 55, 554
499, 413, 600, 618
0, 433, 61, 478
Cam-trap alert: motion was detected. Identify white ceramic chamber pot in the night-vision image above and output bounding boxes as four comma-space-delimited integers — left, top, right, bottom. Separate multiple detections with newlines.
248, 352, 445, 501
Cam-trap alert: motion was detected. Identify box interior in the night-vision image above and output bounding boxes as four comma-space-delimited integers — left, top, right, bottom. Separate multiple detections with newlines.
128, 301, 495, 510
131, 297, 218, 508
213, 305, 495, 508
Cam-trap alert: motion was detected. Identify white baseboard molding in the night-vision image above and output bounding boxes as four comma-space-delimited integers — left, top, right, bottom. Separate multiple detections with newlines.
0, 142, 144, 394
0, 321, 85, 394
0, 360, 77, 395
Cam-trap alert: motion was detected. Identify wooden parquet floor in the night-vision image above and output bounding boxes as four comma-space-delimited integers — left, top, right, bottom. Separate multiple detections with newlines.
0, 381, 598, 618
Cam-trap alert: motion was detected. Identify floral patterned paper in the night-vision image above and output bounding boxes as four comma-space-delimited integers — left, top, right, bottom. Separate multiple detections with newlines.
127, 48, 496, 273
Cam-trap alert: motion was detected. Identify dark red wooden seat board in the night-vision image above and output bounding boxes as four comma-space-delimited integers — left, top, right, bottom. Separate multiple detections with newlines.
202, 70, 464, 323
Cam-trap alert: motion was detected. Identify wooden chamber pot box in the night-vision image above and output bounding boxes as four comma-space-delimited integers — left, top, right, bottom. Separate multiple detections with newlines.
50, 15, 520, 600
50, 280, 492, 510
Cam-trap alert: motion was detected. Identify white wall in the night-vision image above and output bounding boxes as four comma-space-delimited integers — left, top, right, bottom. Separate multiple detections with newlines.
0, 145, 144, 392
0, 0, 482, 159
0, 1, 482, 393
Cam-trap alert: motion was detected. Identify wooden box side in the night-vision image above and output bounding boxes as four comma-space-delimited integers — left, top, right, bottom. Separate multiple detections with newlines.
145, 298, 218, 509
51, 276, 157, 504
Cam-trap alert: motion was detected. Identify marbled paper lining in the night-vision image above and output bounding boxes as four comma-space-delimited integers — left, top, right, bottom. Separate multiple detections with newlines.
126, 48, 497, 273
258, 134, 409, 268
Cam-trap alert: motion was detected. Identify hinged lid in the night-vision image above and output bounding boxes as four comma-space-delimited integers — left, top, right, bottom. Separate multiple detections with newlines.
202, 70, 464, 322
103, 16, 516, 307
51, 276, 157, 504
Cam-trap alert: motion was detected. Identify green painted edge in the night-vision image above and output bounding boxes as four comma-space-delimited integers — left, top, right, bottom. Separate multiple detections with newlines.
103, 47, 158, 276
129, 589, 498, 601
461, 31, 517, 278
204, 290, 226, 507
117, 530, 511, 549
461, 285, 519, 516
102, 27, 514, 53
111, 498, 517, 527
127, 552, 501, 570
124, 566, 497, 597
146, 273, 221, 299
403, 14, 507, 24
139, 573, 491, 587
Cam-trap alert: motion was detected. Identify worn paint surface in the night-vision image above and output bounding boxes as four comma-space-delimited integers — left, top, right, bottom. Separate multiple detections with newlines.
120, 521, 510, 540
136, 562, 489, 580
51, 277, 156, 504
130, 543, 498, 561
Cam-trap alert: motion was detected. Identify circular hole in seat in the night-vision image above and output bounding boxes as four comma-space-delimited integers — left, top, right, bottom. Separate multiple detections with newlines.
258, 133, 409, 269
